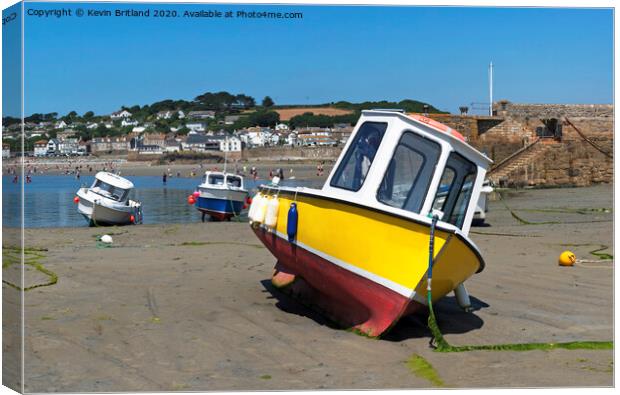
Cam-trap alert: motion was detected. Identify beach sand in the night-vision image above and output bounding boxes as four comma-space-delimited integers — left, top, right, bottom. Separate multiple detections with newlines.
3, 184, 613, 391
5, 158, 334, 182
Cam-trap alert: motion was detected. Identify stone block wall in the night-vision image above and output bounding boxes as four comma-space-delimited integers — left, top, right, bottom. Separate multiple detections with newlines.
494, 101, 613, 119
475, 118, 532, 163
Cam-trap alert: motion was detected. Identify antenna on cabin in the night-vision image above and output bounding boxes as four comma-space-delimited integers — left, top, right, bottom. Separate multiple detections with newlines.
488, 61, 494, 116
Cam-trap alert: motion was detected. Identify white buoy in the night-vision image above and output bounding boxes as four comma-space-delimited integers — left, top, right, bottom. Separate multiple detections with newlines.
100, 234, 113, 244
265, 197, 280, 228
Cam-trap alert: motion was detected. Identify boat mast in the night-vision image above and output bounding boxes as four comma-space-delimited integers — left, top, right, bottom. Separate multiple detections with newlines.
488, 61, 493, 116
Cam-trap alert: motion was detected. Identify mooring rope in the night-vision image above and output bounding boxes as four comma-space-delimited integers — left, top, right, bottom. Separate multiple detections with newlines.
425, 218, 612, 353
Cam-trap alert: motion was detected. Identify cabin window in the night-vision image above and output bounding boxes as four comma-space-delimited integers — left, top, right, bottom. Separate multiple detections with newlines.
330, 122, 387, 191
227, 176, 242, 188
377, 132, 441, 213
91, 180, 128, 202
431, 152, 477, 228
208, 174, 225, 185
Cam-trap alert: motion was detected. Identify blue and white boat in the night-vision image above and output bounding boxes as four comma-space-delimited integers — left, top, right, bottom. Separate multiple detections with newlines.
193, 171, 249, 221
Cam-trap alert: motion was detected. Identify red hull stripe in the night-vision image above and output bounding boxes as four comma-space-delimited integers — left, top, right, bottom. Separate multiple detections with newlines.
253, 226, 422, 337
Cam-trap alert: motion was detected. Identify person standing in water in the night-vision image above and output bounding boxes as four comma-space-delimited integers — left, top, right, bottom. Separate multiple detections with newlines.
163, 172, 167, 184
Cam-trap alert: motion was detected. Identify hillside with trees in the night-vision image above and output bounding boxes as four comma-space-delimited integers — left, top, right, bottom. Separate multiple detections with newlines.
3, 92, 447, 143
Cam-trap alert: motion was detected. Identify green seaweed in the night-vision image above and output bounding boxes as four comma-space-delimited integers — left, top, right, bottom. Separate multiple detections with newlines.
2, 246, 57, 291
590, 245, 613, 260
427, 292, 612, 353
406, 354, 445, 387
520, 207, 612, 215
259, 375, 272, 380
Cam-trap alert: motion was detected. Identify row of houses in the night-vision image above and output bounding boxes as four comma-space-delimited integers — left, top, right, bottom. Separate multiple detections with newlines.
91, 131, 243, 155
33, 137, 87, 157
237, 124, 353, 148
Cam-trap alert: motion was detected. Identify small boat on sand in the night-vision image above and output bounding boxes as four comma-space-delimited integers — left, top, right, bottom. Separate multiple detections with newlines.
75, 172, 143, 226
248, 110, 492, 337
192, 171, 249, 221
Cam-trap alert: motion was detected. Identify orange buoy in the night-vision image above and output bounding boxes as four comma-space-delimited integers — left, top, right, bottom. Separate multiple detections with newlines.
187, 195, 196, 205
130, 215, 135, 223
559, 250, 576, 266
73, 196, 80, 204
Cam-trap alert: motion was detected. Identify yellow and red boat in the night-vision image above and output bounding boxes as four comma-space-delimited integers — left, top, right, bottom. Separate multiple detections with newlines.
249, 110, 492, 337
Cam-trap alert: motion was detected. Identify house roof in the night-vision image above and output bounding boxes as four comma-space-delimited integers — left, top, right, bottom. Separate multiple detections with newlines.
186, 134, 208, 144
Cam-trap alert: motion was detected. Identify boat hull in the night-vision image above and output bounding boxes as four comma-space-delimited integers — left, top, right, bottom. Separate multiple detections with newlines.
195, 188, 247, 221
252, 189, 484, 337
77, 191, 138, 227
254, 227, 418, 337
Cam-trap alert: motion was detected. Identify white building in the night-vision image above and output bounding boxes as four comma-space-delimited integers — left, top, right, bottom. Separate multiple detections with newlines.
219, 136, 241, 152
110, 110, 132, 120
121, 118, 139, 127
59, 138, 79, 155
186, 122, 207, 132
275, 123, 289, 131
47, 138, 60, 154
3, 144, 11, 158
286, 132, 298, 146
34, 140, 48, 157
55, 120, 68, 129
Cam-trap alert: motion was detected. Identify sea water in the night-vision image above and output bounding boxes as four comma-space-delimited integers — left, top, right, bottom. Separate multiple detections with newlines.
2, 175, 311, 228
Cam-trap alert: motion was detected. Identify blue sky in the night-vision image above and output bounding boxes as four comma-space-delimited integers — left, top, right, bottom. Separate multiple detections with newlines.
9, 2, 615, 116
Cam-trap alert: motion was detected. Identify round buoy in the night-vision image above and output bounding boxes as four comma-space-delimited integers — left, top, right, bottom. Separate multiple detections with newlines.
187, 195, 196, 205
100, 234, 113, 244
559, 250, 576, 266
192, 191, 200, 198
73, 196, 80, 204
130, 215, 135, 223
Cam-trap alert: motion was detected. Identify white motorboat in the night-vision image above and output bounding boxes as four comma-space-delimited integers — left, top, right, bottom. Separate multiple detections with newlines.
75, 172, 143, 226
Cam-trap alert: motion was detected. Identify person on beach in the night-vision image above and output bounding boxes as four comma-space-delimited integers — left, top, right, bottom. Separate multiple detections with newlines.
163, 172, 167, 184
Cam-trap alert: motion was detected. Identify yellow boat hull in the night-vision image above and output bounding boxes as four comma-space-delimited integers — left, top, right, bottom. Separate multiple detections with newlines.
253, 188, 484, 337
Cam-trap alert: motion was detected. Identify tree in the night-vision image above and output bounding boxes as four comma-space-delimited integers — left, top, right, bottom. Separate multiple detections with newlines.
235, 94, 256, 109
249, 110, 279, 127
83, 111, 95, 120
262, 96, 274, 108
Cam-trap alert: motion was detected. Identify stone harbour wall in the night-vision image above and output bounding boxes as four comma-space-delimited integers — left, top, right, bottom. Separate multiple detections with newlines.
495, 101, 613, 119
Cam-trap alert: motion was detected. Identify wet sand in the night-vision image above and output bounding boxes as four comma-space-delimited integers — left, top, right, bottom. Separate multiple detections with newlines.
4, 184, 613, 391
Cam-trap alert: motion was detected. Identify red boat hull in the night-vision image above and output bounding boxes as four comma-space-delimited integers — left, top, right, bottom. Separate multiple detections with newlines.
253, 226, 423, 337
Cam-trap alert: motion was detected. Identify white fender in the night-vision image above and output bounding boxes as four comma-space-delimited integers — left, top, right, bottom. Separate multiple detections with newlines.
264, 197, 280, 228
